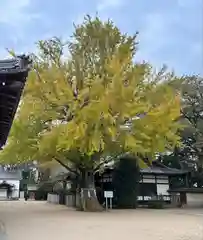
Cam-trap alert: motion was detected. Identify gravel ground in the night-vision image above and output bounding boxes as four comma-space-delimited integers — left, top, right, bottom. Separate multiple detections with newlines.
0, 201, 202, 240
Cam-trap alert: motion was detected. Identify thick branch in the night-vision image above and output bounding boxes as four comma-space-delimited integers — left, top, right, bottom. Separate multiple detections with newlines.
93, 154, 115, 173
94, 159, 110, 173
181, 109, 196, 127
54, 158, 79, 176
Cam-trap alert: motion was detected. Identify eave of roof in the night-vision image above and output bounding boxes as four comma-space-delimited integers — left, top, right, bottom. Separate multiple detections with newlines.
0, 171, 21, 180
0, 55, 31, 148
102, 160, 189, 176
140, 167, 188, 176
168, 188, 203, 193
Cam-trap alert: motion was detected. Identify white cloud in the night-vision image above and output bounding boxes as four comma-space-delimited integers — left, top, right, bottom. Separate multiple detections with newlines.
0, 0, 38, 25
74, 0, 124, 26
0, 0, 40, 44
0, 0, 41, 57
135, 11, 176, 70
138, 13, 168, 55
96, 0, 124, 11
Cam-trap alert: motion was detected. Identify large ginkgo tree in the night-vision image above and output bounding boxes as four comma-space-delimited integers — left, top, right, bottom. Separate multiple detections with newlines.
0, 16, 181, 211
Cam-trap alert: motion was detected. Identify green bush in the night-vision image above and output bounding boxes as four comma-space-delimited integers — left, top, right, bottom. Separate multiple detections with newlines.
112, 156, 140, 209
147, 200, 165, 209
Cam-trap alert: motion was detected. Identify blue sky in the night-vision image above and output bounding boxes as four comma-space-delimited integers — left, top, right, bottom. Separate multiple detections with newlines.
0, 0, 202, 75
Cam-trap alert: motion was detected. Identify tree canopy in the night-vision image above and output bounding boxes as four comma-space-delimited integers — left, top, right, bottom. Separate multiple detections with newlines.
162, 76, 203, 167
0, 16, 181, 179
180, 76, 203, 165
159, 75, 203, 187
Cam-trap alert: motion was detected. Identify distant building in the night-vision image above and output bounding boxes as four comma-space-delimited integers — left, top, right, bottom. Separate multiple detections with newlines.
0, 166, 21, 200
95, 161, 190, 204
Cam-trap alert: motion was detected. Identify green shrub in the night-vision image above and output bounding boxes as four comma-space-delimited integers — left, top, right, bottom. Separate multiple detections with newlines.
112, 156, 140, 209
148, 200, 165, 209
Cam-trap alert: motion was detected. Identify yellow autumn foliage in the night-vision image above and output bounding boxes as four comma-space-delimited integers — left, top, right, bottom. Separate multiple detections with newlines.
0, 16, 181, 171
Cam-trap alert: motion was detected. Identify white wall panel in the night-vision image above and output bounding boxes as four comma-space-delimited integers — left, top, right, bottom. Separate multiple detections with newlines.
157, 184, 169, 196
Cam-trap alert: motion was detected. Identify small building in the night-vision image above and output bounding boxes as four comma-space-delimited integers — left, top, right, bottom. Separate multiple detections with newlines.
0, 166, 21, 200
138, 161, 189, 203
95, 161, 189, 205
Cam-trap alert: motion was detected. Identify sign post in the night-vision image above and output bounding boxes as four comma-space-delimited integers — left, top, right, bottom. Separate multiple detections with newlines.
104, 191, 114, 210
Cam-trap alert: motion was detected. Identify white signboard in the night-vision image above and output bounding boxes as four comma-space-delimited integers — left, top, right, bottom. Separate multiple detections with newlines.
104, 191, 113, 198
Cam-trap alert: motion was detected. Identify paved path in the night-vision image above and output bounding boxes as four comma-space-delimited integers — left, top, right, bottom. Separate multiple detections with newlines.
0, 201, 203, 240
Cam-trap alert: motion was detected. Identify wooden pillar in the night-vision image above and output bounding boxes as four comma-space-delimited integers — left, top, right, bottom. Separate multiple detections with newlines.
185, 173, 190, 188
155, 175, 157, 195
180, 192, 187, 205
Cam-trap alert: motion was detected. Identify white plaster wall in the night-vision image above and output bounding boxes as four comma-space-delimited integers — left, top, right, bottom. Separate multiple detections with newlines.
157, 184, 169, 196
142, 178, 155, 183
156, 179, 169, 184
0, 189, 7, 199
20, 191, 25, 199
186, 193, 203, 208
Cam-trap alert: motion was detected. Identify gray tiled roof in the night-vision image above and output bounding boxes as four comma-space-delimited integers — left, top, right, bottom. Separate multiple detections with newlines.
140, 167, 188, 175
0, 167, 21, 180
103, 160, 189, 176
140, 161, 189, 175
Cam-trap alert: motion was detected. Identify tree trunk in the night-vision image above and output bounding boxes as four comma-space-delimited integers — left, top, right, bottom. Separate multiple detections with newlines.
59, 180, 67, 205
79, 170, 103, 212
